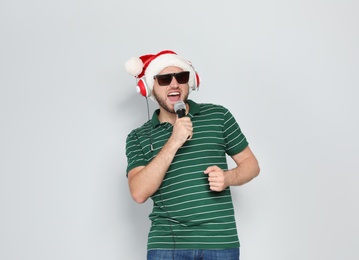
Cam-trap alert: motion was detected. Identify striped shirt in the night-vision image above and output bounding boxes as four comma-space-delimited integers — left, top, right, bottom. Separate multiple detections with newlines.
125, 99, 248, 250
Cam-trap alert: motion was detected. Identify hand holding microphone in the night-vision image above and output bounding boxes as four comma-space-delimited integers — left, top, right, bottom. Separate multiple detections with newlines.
172, 101, 193, 143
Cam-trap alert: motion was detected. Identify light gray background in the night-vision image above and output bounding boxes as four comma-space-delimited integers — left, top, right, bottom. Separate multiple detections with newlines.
1, 1, 358, 259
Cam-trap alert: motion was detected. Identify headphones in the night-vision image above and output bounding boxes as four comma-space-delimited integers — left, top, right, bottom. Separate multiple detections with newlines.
136, 77, 150, 97
136, 67, 201, 98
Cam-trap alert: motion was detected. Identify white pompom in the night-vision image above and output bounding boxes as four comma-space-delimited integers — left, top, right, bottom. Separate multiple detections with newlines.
125, 57, 143, 76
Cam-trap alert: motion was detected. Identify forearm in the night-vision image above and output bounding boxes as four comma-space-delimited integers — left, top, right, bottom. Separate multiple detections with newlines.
128, 137, 181, 203
226, 156, 260, 186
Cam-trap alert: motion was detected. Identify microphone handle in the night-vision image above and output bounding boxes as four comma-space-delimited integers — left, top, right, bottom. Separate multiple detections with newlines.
176, 109, 186, 118
176, 109, 191, 140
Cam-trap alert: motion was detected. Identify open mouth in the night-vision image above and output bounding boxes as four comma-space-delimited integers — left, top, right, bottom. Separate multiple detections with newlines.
167, 91, 181, 102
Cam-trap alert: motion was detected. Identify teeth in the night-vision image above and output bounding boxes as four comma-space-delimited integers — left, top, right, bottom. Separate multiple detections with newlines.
168, 92, 180, 96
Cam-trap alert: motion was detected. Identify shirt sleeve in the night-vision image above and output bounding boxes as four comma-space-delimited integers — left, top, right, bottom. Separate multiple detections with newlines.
222, 107, 249, 156
125, 130, 149, 176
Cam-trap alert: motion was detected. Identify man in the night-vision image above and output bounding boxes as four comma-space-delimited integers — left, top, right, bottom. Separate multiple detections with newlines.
125, 50, 260, 260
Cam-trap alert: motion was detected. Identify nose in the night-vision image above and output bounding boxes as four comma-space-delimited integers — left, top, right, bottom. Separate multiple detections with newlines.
169, 76, 179, 87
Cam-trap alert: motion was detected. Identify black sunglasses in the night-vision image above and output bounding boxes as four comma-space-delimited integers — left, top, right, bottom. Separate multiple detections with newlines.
153, 71, 190, 86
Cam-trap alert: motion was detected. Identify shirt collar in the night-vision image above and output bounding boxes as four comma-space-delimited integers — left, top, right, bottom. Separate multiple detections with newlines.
187, 99, 200, 118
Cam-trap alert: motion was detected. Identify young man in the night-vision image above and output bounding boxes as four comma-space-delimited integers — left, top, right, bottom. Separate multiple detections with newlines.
125, 50, 260, 260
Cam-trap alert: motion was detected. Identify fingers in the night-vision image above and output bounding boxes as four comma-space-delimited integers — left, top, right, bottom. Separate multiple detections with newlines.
173, 117, 193, 143
204, 166, 226, 192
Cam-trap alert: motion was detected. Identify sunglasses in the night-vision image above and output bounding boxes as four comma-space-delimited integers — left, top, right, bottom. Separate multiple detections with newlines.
153, 71, 190, 86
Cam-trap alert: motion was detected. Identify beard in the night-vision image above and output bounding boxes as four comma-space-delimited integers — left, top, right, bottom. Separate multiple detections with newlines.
152, 91, 189, 114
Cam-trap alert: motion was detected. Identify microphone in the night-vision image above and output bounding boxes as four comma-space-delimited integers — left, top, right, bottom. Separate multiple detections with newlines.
174, 101, 186, 118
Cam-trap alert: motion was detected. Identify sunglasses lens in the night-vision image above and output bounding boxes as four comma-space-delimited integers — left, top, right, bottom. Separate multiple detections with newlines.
175, 71, 190, 84
156, 74, 172, 86
155, 71, 190, 86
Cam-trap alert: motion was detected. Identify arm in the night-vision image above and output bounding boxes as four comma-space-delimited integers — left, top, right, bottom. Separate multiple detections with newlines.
204, 146, 260, 192
128, 117, 193, 204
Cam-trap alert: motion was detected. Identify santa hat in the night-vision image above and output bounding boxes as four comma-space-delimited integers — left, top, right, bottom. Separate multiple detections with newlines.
125, 50, 197, 98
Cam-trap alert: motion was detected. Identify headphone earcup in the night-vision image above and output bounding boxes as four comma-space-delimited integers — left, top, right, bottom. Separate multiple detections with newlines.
189, 62, 200, 91
136, 77, 149, 97
194, 72, 200, 90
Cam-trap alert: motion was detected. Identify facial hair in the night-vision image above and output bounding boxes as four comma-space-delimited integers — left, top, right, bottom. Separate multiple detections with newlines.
152, 90, 189, 114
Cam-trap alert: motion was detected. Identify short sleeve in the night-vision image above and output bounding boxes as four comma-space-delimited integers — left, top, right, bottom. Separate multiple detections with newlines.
223, 107, 249, 156
125, 130, 149, 176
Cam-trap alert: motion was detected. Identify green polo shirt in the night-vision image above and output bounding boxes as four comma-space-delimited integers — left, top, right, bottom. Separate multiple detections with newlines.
126, 99, 248, 250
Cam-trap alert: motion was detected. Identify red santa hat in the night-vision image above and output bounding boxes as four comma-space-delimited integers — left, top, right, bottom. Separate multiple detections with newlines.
125, 50, 198, 98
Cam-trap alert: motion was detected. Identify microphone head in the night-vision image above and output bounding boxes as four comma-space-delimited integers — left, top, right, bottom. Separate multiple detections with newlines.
174, 101, 186, 112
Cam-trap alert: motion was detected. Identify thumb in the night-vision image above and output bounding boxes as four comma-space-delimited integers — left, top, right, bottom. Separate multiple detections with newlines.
204, 165, 218, 174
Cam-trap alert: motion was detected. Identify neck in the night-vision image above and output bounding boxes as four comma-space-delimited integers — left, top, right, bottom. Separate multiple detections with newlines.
158, 103, 189, 124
